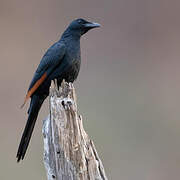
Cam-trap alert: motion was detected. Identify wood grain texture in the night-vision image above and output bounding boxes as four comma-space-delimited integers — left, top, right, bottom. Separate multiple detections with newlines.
43, 80, 108, 180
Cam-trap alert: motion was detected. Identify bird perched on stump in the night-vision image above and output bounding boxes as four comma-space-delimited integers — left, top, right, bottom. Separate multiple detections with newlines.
16, 18, 100, 162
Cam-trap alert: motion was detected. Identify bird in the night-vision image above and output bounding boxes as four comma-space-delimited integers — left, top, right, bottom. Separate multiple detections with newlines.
16, 18, 100, 162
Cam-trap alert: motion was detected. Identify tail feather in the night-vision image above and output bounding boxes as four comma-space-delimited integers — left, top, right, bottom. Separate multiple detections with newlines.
16, 95, 45, 162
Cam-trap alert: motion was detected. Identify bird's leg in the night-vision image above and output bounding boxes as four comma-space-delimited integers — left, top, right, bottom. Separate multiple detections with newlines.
54, 79, 62, 97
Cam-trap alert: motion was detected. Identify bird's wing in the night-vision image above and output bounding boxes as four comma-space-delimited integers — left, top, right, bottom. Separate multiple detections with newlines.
21, 42, 66, 108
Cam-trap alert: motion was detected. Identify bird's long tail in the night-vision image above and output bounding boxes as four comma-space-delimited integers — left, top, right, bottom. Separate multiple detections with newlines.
16, 95, 46, 162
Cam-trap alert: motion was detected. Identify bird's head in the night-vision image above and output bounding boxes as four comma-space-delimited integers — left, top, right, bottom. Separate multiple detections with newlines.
66, 18, 101, 37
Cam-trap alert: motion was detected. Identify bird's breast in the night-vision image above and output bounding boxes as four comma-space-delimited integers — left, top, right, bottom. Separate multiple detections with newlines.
65, 58, 81, 82
55, 55, 81, 84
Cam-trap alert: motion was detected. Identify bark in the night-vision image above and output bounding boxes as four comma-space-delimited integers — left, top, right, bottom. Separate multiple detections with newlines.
42, 80, 108, 180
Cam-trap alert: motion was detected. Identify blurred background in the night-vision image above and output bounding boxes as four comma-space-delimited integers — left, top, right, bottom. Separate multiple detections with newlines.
1, 0, 180, 179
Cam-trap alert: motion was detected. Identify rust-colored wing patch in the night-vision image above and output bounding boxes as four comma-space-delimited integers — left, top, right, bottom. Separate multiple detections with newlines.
21, 72, 47, 108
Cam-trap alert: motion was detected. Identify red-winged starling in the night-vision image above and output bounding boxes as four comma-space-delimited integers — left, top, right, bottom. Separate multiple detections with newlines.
16, 18, 100, 162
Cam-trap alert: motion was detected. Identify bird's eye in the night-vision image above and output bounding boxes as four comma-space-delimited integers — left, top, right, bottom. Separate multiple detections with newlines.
78, 19, 83, 24
77, 19, 86, 24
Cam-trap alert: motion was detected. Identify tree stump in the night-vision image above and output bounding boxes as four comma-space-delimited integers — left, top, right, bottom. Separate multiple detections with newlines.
42, 80, 108, 180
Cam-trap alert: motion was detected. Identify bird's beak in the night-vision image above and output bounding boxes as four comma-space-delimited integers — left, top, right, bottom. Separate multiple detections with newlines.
84, 22, 101, 29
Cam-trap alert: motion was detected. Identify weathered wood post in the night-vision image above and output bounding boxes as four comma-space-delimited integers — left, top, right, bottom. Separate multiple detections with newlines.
42, 80, 108, 180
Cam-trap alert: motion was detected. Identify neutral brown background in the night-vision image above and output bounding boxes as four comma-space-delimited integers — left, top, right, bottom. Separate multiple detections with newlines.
1, 0, 180, 179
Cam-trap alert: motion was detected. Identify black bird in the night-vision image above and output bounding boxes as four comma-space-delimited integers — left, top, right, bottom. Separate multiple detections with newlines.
17, 18, 100, 162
